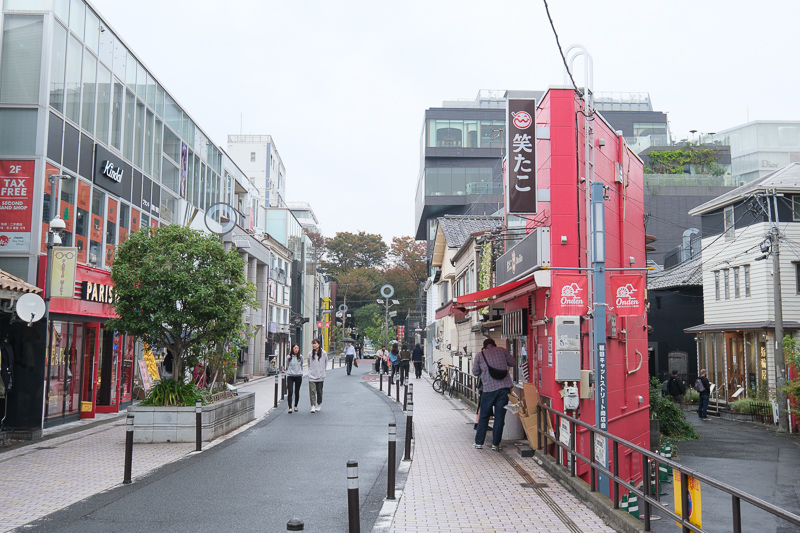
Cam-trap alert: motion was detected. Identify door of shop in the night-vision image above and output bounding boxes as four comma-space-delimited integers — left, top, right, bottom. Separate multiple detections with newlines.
96, 327, 122, 413
80, 324, 99, 419
726, 333, 745, 399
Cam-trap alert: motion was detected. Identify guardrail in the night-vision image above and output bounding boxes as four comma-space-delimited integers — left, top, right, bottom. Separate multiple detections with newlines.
535, 403, 800, 533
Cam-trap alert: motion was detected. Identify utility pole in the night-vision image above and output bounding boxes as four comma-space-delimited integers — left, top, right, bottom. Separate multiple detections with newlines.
768, 192, 788, 432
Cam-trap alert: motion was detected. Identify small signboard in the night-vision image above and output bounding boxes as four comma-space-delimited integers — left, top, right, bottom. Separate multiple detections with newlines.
674, 472, 702, 529
594, 435, 607, 468
138, 359, 153, 391
559, 417, 570, 447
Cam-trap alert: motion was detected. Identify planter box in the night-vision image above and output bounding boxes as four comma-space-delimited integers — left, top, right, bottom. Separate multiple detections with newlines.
127, 392, 255, 443
719, 410, 753, 422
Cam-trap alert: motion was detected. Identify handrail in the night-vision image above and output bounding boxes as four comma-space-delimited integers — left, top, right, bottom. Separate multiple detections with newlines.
535, 403, 800, 532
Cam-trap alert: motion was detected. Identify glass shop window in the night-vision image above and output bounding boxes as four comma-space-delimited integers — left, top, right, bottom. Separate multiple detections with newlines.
118, 202, 130, 244
90, 188, 105, 267
74, 179, 90, 263
105, 197, 117, 267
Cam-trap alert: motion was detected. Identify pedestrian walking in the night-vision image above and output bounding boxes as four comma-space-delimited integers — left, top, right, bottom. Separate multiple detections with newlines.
307, 339, 327, 412
472, 338, 514, 451
412, 343, 423, 379
388, 344, 400, 384
344, 341, 356, 375
398, 344, 411, 386
286, 343, 303, 414
375, 345, 389, 374
667, 370, 686, 405
696, 369, 711, 420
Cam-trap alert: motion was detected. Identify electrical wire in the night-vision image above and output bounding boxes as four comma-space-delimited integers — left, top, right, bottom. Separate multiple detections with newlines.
542, 0, 579, 94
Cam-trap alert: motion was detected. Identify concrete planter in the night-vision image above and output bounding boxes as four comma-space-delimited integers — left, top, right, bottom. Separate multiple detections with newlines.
127, 392, 255, 443
719, 410, 752, 422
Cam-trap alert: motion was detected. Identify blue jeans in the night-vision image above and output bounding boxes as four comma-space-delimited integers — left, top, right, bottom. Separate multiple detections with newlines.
698, 394, 709, 419
475, 387, 510, 446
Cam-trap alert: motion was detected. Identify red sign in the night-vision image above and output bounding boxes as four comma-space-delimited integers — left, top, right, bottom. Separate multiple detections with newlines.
554, 273, 588, 315
397, 326, 405, 341
0, 160, 35, 251
317, 321, 323, 328
611, 274, 645, 316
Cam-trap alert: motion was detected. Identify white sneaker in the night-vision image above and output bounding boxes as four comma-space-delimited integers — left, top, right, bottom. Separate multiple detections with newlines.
311, 406, 316, 413
316, 404, 321, 412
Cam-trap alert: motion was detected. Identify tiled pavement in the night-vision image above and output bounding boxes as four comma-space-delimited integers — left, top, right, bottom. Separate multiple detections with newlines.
365, 373, 615, 533
0, 374, 279, 533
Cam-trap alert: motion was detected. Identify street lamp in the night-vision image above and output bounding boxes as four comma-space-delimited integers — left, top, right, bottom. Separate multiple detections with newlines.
44, 174, 71, 322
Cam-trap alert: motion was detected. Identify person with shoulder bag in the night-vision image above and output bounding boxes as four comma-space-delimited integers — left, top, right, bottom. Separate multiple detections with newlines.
388, 344, 400, 385
696, 369, 711, 420
471, 338, 514, 451
398, 344, 411, 386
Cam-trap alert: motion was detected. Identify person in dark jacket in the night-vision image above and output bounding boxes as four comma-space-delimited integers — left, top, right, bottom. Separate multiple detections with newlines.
412, 343, 424, 379
667, 370, 685, 404
697, 369, 711, 420
398, 344, 411, 386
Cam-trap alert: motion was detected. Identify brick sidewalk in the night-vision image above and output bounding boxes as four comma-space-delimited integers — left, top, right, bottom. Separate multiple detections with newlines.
0, 375, 279, 533
366, 373, 615, 533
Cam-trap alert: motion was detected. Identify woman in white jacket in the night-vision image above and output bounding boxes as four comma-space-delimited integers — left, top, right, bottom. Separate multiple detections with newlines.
307, 338, 328, 413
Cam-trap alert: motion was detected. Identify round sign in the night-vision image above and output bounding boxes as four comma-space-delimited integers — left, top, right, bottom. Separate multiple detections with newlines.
380, 284, 394, 298
15, 292, 45, 323
204, 202, 238, 235
338, 304, 348, 312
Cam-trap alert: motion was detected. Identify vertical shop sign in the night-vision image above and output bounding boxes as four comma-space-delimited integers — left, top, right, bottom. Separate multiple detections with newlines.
51, 247, 78, 298
505, 99, 537, 214
598, 343, 607, 431
0, 160, 35, 251
610, 274, 645, 316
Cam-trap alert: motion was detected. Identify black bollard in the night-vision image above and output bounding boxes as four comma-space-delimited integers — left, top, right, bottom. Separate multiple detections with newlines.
347, 460, 361, 533
123, 413, 134, 483
387, 373, 392, 397
195, 399, 202, 452
387, 424, 396, 500
403, 385, 408, 411
395, 379, 400, 403
281, 373, 286, 401
274, 374, 279, 408
404, 399, 413, 461
287, 518, 304, 531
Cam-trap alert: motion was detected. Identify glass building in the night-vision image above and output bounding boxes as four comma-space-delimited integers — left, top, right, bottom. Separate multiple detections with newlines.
717, 121, 800, 185
0, 0, 259, 428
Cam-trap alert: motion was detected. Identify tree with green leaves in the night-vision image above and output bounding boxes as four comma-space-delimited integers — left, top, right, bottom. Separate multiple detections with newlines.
321, 231, 387, 278
107, 224, 257, 382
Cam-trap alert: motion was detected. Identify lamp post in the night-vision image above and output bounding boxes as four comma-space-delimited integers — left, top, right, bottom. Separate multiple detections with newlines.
44, 174, 71, 323
377, 298, 400, 347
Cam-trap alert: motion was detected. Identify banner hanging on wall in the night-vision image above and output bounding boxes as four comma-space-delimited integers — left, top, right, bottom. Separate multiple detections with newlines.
0, 160, 35, 252
553, 273, 588, 315
610, 274, 645, 316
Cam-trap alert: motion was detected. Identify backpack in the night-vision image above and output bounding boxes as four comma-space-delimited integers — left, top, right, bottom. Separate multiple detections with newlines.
695, 378, 705, 393
661, 380, 669, 395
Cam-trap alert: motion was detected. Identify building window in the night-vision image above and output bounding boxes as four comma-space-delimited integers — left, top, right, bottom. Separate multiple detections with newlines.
744, 265, 751, 297
250, 152, 256, 162
733, 266, 740, 298
714, 271, 720, 300
796, 263, 800, 294
793, 195, 800, 221
724, 206, 734, 240
724, 269, 730, 299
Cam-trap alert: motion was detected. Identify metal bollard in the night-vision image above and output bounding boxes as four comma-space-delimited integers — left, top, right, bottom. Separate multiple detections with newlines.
281, 373, 286, 401
347, 460, 361, 533
195, 399, 202, 452
332, 356, 335, 370
287, 518, 304, 531
123, 413, 134, 483
387, 374, 392, 397
387, 424, 396, 500
403, 385, 408, 411
379, 372, 383, 392
404, 399, 413, 461
274, 374, 279, 408
395, 379, 400, 403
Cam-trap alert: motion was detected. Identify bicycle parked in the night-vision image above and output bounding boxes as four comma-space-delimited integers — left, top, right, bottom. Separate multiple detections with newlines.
432, 359, 457, 397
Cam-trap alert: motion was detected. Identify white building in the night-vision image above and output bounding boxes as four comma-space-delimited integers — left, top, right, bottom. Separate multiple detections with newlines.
686, 163, 800, 401
227, 135, 286, 208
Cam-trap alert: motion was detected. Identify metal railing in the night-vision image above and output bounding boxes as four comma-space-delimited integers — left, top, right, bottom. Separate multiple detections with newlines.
535, 403, 800, 533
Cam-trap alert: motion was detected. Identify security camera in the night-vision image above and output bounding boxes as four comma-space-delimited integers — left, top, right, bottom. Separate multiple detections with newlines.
49, 217, 66, 233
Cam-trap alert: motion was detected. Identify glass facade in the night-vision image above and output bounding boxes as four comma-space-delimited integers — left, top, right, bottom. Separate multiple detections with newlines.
427, 119, 505, 149
719, 122, 800, 184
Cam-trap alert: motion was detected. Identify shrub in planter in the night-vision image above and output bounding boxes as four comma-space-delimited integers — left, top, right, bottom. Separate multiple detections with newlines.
650, 378, 699, 441
141, 378, 210, 407
685, 389, 699, 404
730, 398, 755, 414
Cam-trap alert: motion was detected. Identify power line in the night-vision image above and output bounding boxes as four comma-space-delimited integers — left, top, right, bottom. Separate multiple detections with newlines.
542, 0, 579, 94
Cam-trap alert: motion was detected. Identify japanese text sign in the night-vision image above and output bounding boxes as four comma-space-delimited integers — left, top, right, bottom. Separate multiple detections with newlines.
0, 160, 34, 251
505, 99, 537, 214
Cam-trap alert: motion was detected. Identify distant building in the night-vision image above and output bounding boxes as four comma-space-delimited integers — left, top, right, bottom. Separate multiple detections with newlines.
594, 92, 670, 154
717, 121, 800, 185
227, 134, 286, 207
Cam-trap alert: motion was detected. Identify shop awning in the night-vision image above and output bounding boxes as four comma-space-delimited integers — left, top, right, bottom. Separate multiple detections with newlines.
434, 302, 453, 320
439, 274, 537, 316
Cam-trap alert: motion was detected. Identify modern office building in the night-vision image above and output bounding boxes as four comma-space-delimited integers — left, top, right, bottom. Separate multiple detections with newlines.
716, 121, 800, 185
594, 92, 670, 154
227, 134, 286, 208
0, 0, 273, 432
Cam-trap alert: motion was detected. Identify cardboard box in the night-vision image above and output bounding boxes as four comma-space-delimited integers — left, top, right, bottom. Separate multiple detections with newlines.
523, 382, 540, 410
519, 413, 540, 449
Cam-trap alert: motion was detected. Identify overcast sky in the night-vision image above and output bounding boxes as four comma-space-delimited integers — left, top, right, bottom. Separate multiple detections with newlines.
92, 0, 800, 243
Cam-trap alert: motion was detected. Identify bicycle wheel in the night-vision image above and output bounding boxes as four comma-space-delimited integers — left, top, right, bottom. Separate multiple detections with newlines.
432, 377, 444, 393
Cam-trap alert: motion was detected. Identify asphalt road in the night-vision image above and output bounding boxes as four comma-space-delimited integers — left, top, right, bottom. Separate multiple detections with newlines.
19, 364, 406, 533
650, 413, 800, 533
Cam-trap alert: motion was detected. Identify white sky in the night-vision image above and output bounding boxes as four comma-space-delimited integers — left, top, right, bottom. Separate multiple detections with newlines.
91, 0, 800, 243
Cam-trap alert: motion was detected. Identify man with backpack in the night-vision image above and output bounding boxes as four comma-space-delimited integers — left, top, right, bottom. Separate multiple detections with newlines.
667, 370, 686, 405
696, 369, 711, 420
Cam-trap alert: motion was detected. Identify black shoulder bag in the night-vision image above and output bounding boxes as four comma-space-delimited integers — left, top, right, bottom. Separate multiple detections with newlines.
481, 350, 508, 380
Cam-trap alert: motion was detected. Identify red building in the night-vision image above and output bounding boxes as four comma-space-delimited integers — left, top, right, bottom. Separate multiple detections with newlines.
454, 88, 649, 488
